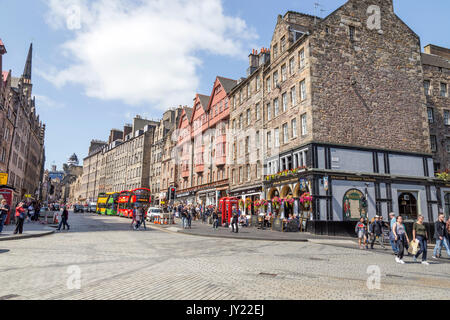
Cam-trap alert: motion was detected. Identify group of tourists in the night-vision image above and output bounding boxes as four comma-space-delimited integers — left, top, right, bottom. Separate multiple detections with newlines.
0, 200, 43, 235
356, 212, 450, 265
131, 205, 147, 231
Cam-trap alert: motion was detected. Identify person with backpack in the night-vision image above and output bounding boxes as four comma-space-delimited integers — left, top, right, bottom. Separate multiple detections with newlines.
212, 209, 219, 230
57, 206, 70, 231
355, 217, 368, 250
14, 202, 26, 234
0, 199, 10, 233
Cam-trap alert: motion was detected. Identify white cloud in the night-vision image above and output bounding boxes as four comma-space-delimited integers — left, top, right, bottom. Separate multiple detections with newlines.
34, 94, 66, 110
43, 0, 257, 111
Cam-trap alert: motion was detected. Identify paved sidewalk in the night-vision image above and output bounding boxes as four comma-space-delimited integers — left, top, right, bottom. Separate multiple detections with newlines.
0, 220, 56, 241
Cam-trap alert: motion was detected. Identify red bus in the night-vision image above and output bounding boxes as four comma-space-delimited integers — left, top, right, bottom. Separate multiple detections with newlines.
131, 188, 151, 210
117, 190, 133, 218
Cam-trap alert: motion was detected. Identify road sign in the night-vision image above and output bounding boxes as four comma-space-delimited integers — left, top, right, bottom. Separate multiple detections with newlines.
0, 173, 8, 185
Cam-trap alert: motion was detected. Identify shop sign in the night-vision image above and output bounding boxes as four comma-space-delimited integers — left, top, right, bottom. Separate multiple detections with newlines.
0, 173, 8, 185
230, 188, 262, 197
330, 176, 375, 182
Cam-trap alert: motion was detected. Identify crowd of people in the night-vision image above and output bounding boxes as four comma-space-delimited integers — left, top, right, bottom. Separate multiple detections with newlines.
355, 212, 450, 264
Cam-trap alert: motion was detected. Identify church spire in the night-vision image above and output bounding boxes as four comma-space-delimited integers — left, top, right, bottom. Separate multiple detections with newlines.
23, 43, 32, 81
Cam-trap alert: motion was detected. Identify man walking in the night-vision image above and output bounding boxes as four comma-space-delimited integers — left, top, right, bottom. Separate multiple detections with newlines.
57, 206, 70, 231
0, 199, 9, 234
370, 216, 386, 249
231, 208, 239, 233
389, 212, 399, 255
433, 213, 450, 259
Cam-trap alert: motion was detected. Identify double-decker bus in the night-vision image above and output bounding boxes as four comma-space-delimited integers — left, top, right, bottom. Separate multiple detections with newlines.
118, 191, 133, 217
96, 193, 109, 215
130, 188, 152, 209
105, 192, 119, 216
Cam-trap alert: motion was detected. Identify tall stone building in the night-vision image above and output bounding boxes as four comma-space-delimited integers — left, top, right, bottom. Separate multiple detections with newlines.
149, 108, 182, 205
0, 41, 45, 204
258, 0, 438, 235
422, 44, 450, 172
228, 49, 270, 210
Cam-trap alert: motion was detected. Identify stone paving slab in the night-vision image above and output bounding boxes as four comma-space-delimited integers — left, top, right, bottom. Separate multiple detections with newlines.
0, 221, 56, 241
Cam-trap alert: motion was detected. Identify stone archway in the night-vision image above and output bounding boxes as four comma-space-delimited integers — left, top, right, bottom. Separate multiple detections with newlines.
280, 185, 293, 198
293, 183, 301, 198
268, 187, 280, 200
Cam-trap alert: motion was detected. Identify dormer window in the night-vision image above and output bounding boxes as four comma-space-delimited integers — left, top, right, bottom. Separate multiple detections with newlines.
280, 36, 286, 52
273, 44, 278, 59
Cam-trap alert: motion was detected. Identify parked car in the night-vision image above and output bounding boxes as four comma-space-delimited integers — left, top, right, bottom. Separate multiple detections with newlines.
146, 207, 162, 222
73, 205, 84, 213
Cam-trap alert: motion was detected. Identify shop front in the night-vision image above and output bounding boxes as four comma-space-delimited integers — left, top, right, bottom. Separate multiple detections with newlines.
229, 186, 262, 216
175, 191, 195, 205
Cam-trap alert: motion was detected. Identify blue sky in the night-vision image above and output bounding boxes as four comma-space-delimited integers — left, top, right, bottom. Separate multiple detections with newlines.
0, 0, 449, 171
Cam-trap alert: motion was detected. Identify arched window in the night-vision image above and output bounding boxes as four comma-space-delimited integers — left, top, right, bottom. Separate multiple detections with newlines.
398, 193, 418, 221
343, 189, 364, 221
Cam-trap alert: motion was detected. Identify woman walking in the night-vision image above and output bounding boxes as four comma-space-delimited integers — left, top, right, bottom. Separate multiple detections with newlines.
412, 215, 429, 265
355, 217, 368, 250
392, 216, 410, 264
14, 202, 26, 235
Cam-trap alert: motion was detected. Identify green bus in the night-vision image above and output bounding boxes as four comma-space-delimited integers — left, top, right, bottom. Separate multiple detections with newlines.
105, 192, 119, 216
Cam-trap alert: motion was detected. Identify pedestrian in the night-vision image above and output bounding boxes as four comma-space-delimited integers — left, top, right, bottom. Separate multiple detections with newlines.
181, 207, 187, 229
134, 206, 143, 230
0, 199, 10, 234
355, 217, 368, 250
388, 212, 399, 255
212, 209, 219, 230
187, 206, 193, 229
131, 206, 138, 229
432, 213, 450, 259
138, 206, 146, 230
412, 215, 429, 265
14, 202, 26, 235
370, 216, 386, 249
57, 206, 70, 231
392, 215, 410, 264
231, 208, 239, 233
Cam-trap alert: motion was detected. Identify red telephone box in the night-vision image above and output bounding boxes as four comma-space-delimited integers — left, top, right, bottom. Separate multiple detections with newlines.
219, 197, 239, 225
0, 187, 14, 225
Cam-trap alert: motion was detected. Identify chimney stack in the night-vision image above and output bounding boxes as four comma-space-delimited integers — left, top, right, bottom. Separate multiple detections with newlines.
247, 49, 260, 76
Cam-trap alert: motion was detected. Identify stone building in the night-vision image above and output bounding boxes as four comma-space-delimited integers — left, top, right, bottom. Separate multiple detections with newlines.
175, 107, 194, 203
1, 42, 45, 204
422, 44, 450, 172
252, 0, 442, 236
228, 49, 270, 210
149, 108, 182, 205
80, 140, 107, 203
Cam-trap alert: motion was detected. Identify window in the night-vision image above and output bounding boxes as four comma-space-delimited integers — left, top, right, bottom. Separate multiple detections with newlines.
247, 165, 251, 181
267, 159, 279, 175
281, 64, 287, 81
299, 49, 305, 69
427, 108, 434, 124
441, 83, 448, 97
301, 114, 307, 135
273, 44, 278, 59
430, 135, 437, 152
424, 80, 431, 96
239, 90, 243, 104
267, 77, 271, 93
256, 103, 261, 120
281, 36, 286, 52
293, 149, 308, 168
255, 131, 260, 149
256, 77, 261, 91
247, 84, 250, 98
280, 155, 293, 171
274, 128, 280, 148
267, 131, 272, 149
282, 93, 288, 112
273, 98, 279, 117
273, 72, 279, 87
282, 123, 288, 144
267, 103, 272, 121
290, 87, 297, 106
289, 58, 295, 75
349, 26, 355, 41
291, 118, 298, 138
447, 139, 450, 153
247, 109, 251, 126
0, 148, 5, 163
232, 119, 236, 131
445, 110, 450, 126
300, 80, 307, 101
239, 167, 243, 183
239, 114, 243, 130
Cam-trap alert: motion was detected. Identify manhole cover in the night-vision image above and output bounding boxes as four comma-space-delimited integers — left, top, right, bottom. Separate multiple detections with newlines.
259, 273, 277, 278
0, 294, 19, 300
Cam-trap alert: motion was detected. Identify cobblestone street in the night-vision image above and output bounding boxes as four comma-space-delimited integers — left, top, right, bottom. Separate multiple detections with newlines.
0, 213, 449, 300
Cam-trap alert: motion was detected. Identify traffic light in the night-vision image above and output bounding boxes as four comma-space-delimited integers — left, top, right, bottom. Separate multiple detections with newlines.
169, 187, 176, 201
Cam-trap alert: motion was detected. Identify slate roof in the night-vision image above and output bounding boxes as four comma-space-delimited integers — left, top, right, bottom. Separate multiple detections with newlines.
217, 76, 237, 94
422, 53, 450, 69
198, 94, 210, 111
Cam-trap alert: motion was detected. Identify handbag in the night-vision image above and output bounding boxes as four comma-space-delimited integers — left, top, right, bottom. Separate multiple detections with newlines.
408, 239, 419, 255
